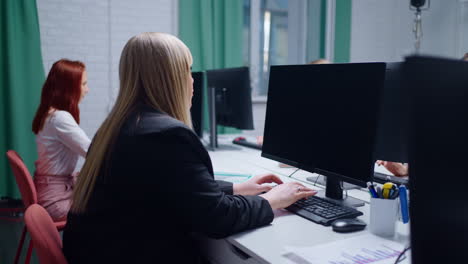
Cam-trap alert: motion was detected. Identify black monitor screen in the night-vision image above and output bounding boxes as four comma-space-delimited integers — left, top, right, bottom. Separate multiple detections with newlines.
206, 67, 254, 130
407, 56, 468, 263
191, 71, 204, 138
374, 62, 409, 163
262, 63, 386, 187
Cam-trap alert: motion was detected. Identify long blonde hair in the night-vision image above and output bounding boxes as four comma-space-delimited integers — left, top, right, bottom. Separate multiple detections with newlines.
71, 32, 193, 213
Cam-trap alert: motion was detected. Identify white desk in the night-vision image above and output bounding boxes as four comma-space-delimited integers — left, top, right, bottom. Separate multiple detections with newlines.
200, 136, 410, 264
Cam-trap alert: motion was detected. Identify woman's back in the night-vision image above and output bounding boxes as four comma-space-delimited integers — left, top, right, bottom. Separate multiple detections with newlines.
63, 108, 274, 263
35, 110, 89, 176
64, 114, 196, 262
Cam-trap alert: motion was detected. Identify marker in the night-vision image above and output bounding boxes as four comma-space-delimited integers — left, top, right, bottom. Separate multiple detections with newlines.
390, 188, 400, 199
399, 185, 409, 223
367, 182, 379, 198
382, 182, 395, 199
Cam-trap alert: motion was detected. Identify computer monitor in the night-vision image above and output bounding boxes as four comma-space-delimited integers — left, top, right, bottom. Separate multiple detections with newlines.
190, 71, 204, 138
374, 62, 409, 163
262, 63, 386, 204
206, 67, 254, 149
406, 56, 468, 263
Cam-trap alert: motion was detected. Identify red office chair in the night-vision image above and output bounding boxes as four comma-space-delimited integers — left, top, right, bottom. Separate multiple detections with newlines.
6, 150, 66, 264
24, 204, 67, 264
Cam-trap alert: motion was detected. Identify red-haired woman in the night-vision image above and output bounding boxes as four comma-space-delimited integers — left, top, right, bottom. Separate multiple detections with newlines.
32, 59, 91, 221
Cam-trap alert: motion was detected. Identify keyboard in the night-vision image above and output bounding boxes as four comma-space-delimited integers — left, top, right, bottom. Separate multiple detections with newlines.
232, 137, 262, 150
286, 196, 363, 226
373, 172, 409, 186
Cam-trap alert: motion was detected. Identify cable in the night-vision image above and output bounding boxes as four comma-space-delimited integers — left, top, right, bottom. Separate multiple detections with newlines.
313, 174, 321, 186
410, 0, 430, 53
288, 168, 300, 178
413, 9, 423, 53
201, 137, 209, 146
394, 246, 411, 264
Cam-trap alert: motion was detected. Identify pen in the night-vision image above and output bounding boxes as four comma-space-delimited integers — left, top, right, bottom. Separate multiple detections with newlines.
399, 185, 409, 223
376, 186, 382, 199
367, 182, 379, 198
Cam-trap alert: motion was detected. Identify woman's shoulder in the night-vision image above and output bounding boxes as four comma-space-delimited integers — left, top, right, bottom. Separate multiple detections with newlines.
135, 112, 201, 148
48, 110, 79, 130
50, 110, 74, 121
135, 110, 192, 135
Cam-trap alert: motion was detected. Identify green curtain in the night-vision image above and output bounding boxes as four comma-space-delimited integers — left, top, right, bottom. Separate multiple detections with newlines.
179, 0, 244, 134
0, 0, 44, 198
306, 0, 327, 62
306, 0, 351, 63
334, 0, 352, 63
319, 0, 327, 59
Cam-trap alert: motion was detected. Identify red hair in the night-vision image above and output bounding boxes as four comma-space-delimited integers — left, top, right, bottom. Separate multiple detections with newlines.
32, 59, 85, 134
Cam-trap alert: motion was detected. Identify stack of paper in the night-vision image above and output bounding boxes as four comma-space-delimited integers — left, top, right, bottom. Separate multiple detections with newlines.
282, 234, 408, 264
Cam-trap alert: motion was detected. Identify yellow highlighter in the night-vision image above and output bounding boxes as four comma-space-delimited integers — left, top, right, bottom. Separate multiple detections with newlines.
382, 182, 394, 199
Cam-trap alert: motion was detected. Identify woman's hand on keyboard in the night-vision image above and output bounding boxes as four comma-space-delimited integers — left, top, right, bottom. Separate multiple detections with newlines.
233, 174, 283, 195
259, 182, 317, 210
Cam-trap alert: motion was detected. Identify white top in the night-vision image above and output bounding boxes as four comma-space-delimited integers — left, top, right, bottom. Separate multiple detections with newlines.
35, 110, 91, 176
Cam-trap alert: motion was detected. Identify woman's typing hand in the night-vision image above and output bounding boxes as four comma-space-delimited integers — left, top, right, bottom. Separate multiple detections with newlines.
259, 182, 317, 210
233, 174, 283, 196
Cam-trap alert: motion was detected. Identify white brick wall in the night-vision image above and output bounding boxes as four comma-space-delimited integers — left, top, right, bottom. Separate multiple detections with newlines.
37, 0, 178, 139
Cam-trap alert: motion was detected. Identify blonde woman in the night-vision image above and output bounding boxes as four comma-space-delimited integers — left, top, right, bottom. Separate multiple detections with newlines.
63, 33, 316, 263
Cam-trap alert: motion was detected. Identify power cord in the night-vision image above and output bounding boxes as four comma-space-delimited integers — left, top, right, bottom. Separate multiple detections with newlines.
394, 246, 411, 264
313, 174, 321, 186
288, 168, 300, 178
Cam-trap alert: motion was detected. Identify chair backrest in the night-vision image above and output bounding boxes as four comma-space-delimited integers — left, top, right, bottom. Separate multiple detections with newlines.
6, 150, 37, 207
24, 204, 68, 264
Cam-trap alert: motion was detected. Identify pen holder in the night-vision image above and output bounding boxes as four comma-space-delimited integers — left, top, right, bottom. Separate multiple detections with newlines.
369, 197, 399, 237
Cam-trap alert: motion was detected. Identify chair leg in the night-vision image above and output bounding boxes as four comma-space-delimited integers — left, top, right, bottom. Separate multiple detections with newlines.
14, 226, 27, 264
25, 240, 33, 264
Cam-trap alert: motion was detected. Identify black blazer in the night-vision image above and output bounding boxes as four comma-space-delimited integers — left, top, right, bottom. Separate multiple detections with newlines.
63, 106, 273, 263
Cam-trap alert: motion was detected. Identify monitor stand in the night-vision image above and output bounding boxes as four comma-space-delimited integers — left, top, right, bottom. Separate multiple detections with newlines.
319, 177, 365, 207
207, 118, 241, 151
306, 175, 359, 190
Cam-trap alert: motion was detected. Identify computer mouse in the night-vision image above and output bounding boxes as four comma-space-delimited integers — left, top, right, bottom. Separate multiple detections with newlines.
331, 218, 367, 233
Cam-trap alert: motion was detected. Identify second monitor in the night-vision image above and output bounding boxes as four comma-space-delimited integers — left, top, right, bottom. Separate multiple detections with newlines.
206, 67, 254, 149
262, 63, 386, 205
373, 62, 410, 185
